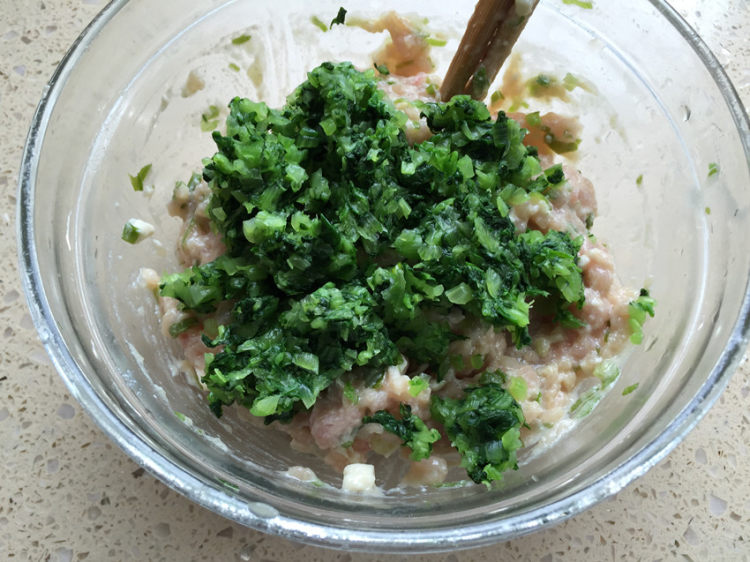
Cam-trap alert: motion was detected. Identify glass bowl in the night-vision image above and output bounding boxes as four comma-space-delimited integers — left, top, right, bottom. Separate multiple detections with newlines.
18, 0, 750, 553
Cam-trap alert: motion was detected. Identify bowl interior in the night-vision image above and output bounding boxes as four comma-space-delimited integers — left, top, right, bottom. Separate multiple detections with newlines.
22, 0, 750, 550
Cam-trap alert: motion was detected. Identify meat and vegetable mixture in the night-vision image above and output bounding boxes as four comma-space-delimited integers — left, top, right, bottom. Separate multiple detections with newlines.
136, 18, 654, 490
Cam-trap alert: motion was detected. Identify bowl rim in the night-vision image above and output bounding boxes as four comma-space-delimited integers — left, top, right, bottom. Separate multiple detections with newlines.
16, 0, 750, 553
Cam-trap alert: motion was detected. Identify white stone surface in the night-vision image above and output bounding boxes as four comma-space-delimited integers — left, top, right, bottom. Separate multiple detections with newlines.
0, 0, 748, 560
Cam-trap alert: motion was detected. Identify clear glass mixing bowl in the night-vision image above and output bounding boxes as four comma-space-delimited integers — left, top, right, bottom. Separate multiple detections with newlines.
18, 0, 750, 552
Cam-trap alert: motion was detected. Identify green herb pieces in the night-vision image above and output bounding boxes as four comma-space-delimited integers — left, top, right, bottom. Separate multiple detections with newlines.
563, 73, 581, 91
636, 173, 643, 187
343, 382, 359, 404
231, 34, 252, 45
569, 386, 600, 418
508, 376, 528, 402
201, 105, 220, 132
628, 289, 656, 344
431, 382, 524, 484
363, 404, 441, 461
426, 37, 447, 47
622, 383, 639, 396
708, 162, 719, 177
330, 7, 347, 27
374, 62, 390, 75
129, 164, 152, 192
562, 0, 593, 8
570, 360, 621, 418
228, 62, 240, 72
168, 316, 199, 337
593, 360, 620, 387
311, 16, 328, 32
408, 375, 430, 397
121, 218, 155, 244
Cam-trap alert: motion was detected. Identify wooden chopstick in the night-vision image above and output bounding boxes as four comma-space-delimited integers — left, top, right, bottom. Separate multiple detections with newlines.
440, 0, 539, 101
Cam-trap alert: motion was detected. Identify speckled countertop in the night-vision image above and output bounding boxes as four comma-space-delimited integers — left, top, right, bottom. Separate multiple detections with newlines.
1, 1, 749, 560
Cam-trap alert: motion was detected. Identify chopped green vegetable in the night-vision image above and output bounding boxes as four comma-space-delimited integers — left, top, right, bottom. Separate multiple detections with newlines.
570, 361, 622, 418
374, 62, 390, 75
525, 111, 542, 127
569, 387, 601, 419
470, 354, 484, 370
508, 376, 528, 402
330, 7, 347, 27
708, 162, 719, 177
160, 62, 592, 482
562, 72, 582, 91
408, 375, 430, 397
426, 37, 447, 47
628, 289, 656, 344
593, 360, 620, 387
622, 383, 639, 396
174, 411, 187, 422
431, 382, 524, 484
311, 16, 328, 32
343, 382, 359, 404
562, 0, 593, 8
201, 105, 220, 132
705, 206, 711, 215
471, 64, 489, 100
231, 34, 252, 45
121, 218, 155, 244
168, 316, 199, 337
363, 404, 441, 461
636, 173, 643, 187
228, 62, 240, 72
129, 164, 152, 192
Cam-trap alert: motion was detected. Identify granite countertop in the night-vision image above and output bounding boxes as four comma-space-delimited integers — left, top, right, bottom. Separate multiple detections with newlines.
1, 1, 749, 560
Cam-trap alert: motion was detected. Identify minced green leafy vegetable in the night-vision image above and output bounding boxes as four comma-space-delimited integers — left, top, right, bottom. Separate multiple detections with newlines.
431, 381, 524, 484
330, 7, 347, 27
562, 0, 593, 8
159, 61, 599, 484
311, 16, 328, 32
569, 359, 623, 419
628, 289, 656, 345
201, 105, 221, 132
129, 163, 152, 192
121, 218, 154, 244
622, 383, 639, 396
231, 34, 252, 46
408, 375, 429, 397
363, 404, 441, 461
